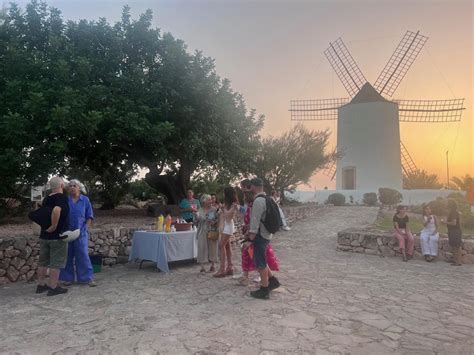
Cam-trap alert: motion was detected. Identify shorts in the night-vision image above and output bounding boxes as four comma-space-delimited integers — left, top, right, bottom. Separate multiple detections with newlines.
38, 239, 68, 269
222, 221, 235, 235
253, 234, 270, 269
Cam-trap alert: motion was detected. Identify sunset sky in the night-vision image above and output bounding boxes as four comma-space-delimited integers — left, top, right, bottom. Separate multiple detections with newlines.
13, 0, 474, 189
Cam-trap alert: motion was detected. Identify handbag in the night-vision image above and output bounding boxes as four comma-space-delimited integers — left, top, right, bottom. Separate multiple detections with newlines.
207, 230, 220, 241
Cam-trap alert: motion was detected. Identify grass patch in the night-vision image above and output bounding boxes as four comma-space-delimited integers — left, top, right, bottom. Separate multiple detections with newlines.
375, 213, 474, 239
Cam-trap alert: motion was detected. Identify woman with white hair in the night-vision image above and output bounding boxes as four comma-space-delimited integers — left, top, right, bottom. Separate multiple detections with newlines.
59, 179, 96, 286
195, 194, 219, 273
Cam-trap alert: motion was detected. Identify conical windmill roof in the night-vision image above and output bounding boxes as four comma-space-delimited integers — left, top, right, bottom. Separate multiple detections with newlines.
349, 82, 388, 104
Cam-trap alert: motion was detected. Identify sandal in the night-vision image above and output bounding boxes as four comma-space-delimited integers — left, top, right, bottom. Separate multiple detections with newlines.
225, 268, 234, 276
213, 271, 227, 278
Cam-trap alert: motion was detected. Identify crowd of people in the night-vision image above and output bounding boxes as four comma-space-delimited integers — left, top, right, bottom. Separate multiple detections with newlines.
392, 200, 463, 266
179, 178, 290, 299
32, 175, 465, 299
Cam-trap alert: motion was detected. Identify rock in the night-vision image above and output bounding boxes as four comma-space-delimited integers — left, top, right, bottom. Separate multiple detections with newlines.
10, 257, 26, 270
26, 270, 36, 281
19, 265, 30, 275
13, 238, 27, 250
108, 250, 118, 258
337, 245, 353, 252
6, 266, 19, 282
350, 240, 361, 247
20, 245, 33, 259
0, 257, 11, 269
0, 276, 9, 285
26, 256, 35, 266
4, 247, 20, 258
354, 247, 365, 253
277, 312, 316, 329
0, 251, 3, 259
0, 269, 5, 277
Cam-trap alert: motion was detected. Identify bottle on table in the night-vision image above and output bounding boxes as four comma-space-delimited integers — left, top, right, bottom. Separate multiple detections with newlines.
165, 214, 172, 233
156, 214, 164, 231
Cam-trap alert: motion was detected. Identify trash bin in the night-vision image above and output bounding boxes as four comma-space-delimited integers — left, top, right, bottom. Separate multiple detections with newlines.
90, 254, 103, 273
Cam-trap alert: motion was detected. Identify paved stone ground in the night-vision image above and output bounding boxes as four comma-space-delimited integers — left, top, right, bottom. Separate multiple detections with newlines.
1, 207, 473, 355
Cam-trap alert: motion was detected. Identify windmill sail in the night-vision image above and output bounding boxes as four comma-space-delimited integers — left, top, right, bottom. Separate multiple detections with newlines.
400, 141, 418, 177
290, 98, 349, 121
324, 38, 368, 97
396, 99, 465, 122
374, 31, 428, 97
322, 160, 337, 181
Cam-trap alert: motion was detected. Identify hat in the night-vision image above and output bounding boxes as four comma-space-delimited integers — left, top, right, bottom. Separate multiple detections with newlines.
250, 177, 264, 187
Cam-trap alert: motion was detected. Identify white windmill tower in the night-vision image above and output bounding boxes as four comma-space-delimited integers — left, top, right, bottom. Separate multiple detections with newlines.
290, 31, 465, 191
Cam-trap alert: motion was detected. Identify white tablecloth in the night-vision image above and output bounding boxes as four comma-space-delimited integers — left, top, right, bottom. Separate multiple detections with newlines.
129, 230, 197, 272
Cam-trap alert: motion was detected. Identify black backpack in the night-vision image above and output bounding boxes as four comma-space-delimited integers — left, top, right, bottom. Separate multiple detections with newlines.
257, 196, 283, 234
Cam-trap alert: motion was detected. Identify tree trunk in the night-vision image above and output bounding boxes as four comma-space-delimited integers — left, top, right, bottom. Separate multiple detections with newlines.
145, 161, 194, 205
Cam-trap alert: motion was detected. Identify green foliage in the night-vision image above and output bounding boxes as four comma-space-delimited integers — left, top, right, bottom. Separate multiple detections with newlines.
252, 124, 336, 196
0, 1, 263, 208
129, 179, 159, 201
451, 175, 473, 191
378, 188, 402, 206
327, 193, 345, 206
403, 170, 442, 189
363, 192, 378, 206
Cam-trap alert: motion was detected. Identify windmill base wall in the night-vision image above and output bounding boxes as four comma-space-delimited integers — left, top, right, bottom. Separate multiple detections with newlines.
287, 189, 465, 206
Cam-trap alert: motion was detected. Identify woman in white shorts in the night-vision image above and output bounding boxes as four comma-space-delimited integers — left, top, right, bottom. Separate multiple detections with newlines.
214, 186, 238, 277
420, 205, 439, 262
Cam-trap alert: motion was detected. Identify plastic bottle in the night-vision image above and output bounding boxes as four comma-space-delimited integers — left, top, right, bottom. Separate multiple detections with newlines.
165, 214, 172, 233
157, 214, 164, 231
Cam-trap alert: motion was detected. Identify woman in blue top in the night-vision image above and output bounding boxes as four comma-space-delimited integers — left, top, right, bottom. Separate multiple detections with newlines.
179, 189, 201, 223
59, 179, 96, 286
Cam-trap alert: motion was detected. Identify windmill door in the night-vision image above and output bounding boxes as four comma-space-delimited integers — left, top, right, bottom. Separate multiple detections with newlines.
342, 167, 356, 190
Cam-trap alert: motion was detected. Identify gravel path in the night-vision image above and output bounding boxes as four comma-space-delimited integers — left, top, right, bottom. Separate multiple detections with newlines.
1, 206, 473, 354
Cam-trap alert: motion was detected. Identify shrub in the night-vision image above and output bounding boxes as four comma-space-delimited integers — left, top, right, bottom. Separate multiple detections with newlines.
363, 193, 378, 206
327, 193, 345, 206
378, 188, 402, 206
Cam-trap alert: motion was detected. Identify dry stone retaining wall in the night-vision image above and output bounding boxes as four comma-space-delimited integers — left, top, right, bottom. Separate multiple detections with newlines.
0, 204, 322, 285
337, 228, 474, 264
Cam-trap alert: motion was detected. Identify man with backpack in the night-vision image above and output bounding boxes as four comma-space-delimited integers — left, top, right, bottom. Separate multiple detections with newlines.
247, 177, 281, 299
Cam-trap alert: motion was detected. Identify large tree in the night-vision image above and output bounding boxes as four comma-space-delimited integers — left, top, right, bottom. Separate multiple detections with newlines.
1, 1, 262, 208
252, 124, 336, 197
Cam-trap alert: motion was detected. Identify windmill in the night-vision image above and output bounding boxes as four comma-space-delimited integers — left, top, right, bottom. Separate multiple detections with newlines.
290, 30, 465, 191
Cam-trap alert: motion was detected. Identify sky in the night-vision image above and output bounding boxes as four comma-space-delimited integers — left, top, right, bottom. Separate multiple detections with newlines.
11, 0, 474, 190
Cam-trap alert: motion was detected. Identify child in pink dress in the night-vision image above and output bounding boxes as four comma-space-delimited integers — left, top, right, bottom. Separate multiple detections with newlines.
238, 200, 279, 285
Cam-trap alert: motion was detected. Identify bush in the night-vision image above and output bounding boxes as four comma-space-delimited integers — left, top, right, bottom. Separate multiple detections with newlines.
327, 193, 346, 206
363, 193, 378, 206
128, 179, 159, 201
378, 188, 402, 206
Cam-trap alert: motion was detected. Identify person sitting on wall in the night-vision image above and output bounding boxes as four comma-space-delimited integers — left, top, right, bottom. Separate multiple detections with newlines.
393, 205, 415, 262
179, 189, 200, 223
419, 204, 439, 262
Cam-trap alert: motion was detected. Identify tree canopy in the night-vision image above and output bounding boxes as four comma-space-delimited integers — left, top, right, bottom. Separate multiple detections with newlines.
403, 170, 443, 190
251, 124, 336, 196
0, 1, 263, 207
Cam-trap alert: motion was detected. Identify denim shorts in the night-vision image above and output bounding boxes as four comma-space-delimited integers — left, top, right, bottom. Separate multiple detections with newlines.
253, 234, 270, 269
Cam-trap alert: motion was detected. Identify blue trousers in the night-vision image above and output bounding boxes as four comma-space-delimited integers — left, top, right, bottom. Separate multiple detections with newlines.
59, 233, 93, 283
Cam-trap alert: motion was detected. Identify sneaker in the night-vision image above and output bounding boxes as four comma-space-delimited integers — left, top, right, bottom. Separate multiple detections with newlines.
47, 286, 68, 296
268, 276, 281, 291
250, 287, 269, 300
36, 284, 49, 294
282, 226, 291, 231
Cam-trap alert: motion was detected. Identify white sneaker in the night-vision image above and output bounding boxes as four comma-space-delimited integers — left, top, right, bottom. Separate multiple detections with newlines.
282, 226, 291, 231
252, 275, 261, 283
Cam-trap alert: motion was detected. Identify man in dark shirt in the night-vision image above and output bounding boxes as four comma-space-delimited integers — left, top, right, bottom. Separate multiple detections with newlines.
36, 176, 70, 296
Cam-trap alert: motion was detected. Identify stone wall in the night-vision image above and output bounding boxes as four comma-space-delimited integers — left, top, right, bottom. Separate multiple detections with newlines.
0, 204, 322, 285
337, 228, 474, 264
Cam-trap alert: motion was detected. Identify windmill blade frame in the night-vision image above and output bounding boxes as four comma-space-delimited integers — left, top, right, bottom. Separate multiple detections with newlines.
396, 98, 465, 122
374, 30, 428, 97
400, 141, 418, 177
324, 38, 368, 98
289, 98, 349, 121
322, 160, 337, 181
